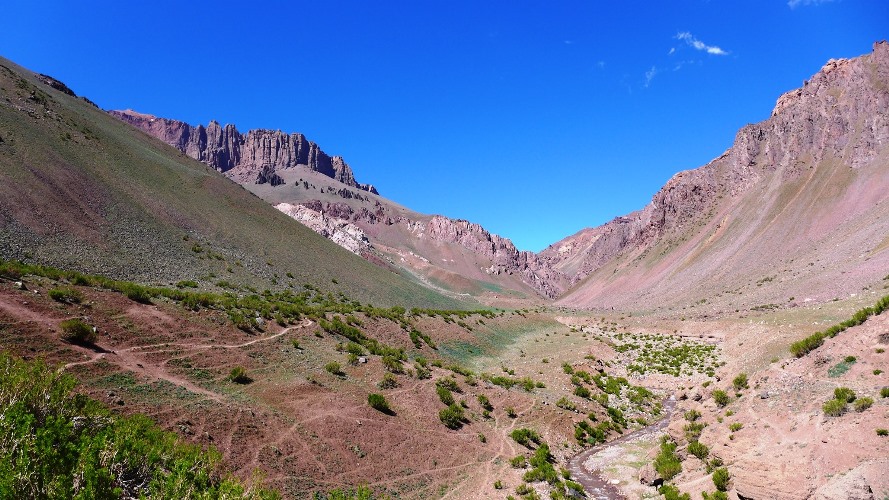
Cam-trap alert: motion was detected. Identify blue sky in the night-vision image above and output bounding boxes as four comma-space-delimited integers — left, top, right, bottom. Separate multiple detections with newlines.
2, 1, 886, 251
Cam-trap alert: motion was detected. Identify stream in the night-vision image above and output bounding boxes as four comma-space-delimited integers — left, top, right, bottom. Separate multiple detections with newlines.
566, 397, 677, 499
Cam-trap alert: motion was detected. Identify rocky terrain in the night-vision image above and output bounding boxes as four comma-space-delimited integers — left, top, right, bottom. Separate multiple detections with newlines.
546, 41, 889, 311
109, 109, 378, 193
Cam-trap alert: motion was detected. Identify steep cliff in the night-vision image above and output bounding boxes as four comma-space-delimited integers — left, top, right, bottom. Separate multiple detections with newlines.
109, 110, 378, 193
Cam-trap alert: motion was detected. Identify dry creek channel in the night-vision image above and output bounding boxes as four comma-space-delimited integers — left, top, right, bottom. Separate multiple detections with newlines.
567, 397, 677, 499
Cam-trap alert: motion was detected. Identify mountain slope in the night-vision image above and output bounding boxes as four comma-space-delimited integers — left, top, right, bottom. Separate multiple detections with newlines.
546, 41, 889, 311
112, 111, 565, 302
0, 56, 461, 309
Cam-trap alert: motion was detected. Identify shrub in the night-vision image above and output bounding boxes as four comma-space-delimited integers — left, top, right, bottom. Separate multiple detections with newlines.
854, 397, 873, 412
732, 373, 748, 391
834, 387, 856, 402
436, 385, 454, 405
377, 373, 399, 389
228, 366, 252, 384
493, 480, 502, 489
658, 484, 690, 500
877, 428, 888, 436
367, 393, 391, 413
477, 394, 493, 411
510, 428, 542, 448
688, 440, 710, 460
712, 389, 730, 407
59, 318, 96, 345
324, 362, 344, 377
654, 438, 682, 481
49, 287, 83, 304
509, 455, 527, 468
505, 407, 517, 418
881, 387, 889, 398
702, 492, 728, 500
684, 409, 702, 421
874, 369, 884, 375
556, 397, 576, 412
712, 467, 730, 491
435, 377, 460, 392
573, 386, 591, 399
729, 422, 743, 432
822, 399, 846, 416
439, 404, 465, 429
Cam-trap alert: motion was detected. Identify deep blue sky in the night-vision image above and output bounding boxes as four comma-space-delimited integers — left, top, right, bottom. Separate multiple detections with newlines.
2, 1, 886, 251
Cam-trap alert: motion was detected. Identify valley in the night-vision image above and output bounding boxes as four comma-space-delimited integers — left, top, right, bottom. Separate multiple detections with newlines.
0, 22, 887, 500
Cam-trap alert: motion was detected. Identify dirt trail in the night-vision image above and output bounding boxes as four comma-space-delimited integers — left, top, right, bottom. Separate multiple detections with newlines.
567, 397, 676, 499
59, 320, 313, 403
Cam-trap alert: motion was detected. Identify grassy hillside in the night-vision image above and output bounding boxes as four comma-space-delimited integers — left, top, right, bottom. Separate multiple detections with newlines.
0, 57, 460, 309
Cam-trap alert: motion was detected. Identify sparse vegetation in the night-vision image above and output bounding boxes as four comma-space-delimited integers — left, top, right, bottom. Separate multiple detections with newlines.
688, 440, 710, 460
822, 398, 846, 417
791, 294, 889, 357
59, 318, 96, 345
729, 422, 743, 432
732, 373, 748, 390
48, 286, 83, 304
438, 404, 465, 429
367, 393, 392, 414
712, 389, 730, 407
877, 428, 888, 436
854, 397, 873, 412
325, 362, 344, 377
228, 366, 253, 384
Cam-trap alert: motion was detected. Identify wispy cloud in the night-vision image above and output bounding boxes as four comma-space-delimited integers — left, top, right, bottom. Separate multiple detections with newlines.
788, 0, 834, 8
676, 32, 729, 56
644, 66, 658, 87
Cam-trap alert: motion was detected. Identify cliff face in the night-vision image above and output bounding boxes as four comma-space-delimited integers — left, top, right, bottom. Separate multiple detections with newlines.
547, 41, 889, 309
109, 110, 377, 193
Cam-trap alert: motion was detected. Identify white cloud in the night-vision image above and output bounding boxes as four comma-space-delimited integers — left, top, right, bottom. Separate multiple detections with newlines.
788, 0, 834, 8
668, 47, 676, 55
676, 31, 729, 56
644, 66, 658, 87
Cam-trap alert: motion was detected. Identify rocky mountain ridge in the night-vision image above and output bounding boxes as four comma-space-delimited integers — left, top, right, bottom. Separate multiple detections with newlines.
109, 110, 377, 193
545, 41, 889, 309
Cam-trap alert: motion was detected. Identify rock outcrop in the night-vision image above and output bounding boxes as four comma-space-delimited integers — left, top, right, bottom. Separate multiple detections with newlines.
275, 202, 371, 256
109, 110, 378, 193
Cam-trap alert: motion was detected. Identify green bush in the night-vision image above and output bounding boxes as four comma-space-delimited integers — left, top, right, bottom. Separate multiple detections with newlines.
684, 409, 701, 421
477, 394, 493, 411
377, 373, 399, 389
822, 399, 846, 416
228, 366, 252, 384
688, 440, 710, 460
732, 373, 748, 390
654, 438, 682, 481
439, 404, 465, 429
729, 422, 743, 432
0, 353, 278, 498
59, 318, 96, 345
436, 385, 454, 405
367, 393, 391, 414
877, 428, 888, 436
854, 397, 873, 412
510, 428, 542, 448
702, 491, 728, 500
509, 455, 527, 468
325, 362, 344, 377
712, 389, 730, 407
658, 484, 690, 500
49, 287, 83, 304
834, 387, 856, 402
712, 467, 730, 491
880, 387, 889, 398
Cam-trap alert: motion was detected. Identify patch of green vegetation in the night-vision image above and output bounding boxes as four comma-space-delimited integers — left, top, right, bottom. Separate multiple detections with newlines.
654, 437, 682, 481
0, 353, 278, 498
712, 389, 730, 407
510, 428, 542, 448
659, 484, 691, 500
828, 357, 857, 377
854, 397, 873, 412
48, 286, 83, 304
228, 366, 252, 384
367, 394, 392, 414
438, 404, 465, 429
712, 467, 731, 492
59, 318, 96, 345
688, 440, 709, 460
614, 331, 719, 377
791, 294, 889, 357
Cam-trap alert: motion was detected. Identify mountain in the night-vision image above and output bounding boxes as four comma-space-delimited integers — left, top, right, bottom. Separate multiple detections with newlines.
0, 56, 461, 309
111, 111, 566, 301
108, 109, 378, 193
545, 41, 889, 312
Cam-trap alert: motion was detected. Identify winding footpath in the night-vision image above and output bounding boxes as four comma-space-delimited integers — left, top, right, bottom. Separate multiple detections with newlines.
567, 397, 677, 499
